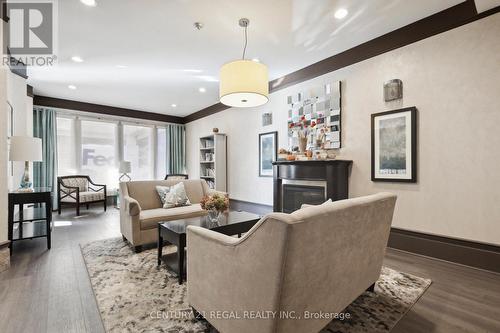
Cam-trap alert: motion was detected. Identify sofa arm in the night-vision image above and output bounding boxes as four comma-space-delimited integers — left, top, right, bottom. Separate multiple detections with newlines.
122, 196, 141, 216
206, 189, 228, 197
187, 218, 289, 333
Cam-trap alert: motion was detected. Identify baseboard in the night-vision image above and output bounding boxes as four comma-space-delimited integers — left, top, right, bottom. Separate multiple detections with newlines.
388, 228, 500, 274
229, 199, 273, 216
229, 199, 500, 273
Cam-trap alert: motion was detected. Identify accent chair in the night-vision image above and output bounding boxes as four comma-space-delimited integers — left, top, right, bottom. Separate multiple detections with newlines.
57, 175, 107, 216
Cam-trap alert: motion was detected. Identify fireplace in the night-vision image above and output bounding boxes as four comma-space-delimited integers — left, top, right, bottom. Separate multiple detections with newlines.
272, 160, 352, 213
282, 180, 326, 213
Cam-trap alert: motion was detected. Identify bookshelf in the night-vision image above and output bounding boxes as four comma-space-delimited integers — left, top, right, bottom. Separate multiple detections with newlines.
199, 133, 227, 191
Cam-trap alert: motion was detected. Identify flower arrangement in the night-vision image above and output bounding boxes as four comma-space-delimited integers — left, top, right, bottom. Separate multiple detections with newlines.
200, 193, 229, 212
289, 115, 317, 139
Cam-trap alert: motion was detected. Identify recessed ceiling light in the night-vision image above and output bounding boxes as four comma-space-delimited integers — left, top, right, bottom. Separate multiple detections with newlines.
116, 65, 128, 68
71, 56, 84, 63
80, 0, 97, 6
171, 104, 177, 108
334, 8, 348, 19
252, 58, 260, 62
68, 85, 77, 90
198, 87, 206, 93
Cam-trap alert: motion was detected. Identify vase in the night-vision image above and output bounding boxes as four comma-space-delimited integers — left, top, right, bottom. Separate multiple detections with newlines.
299, 137, 308, 153
208, 210, 222, 223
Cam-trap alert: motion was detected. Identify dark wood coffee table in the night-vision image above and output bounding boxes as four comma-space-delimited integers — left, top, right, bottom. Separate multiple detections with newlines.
157, 211, 261, 284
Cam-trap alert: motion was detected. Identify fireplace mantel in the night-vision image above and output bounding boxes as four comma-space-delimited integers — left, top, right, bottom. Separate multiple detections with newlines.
272, 159, 353, 212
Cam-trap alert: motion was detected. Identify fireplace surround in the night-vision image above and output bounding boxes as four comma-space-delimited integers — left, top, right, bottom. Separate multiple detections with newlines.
272, 160, 353, 212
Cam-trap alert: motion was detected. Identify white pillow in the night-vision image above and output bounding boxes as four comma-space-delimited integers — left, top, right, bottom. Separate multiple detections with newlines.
300, 199, 332, 209
162, 182, 191, 209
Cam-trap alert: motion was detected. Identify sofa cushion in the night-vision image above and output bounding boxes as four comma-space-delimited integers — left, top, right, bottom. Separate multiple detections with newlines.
139, 204, 206, 230
127, 179, 207, 210
61, 191, 105, 203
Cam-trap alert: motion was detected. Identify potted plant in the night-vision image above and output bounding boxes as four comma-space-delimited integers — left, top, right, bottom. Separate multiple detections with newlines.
200, 193, 230, 222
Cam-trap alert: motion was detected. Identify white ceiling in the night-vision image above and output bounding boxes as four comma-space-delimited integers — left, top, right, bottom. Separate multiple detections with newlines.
28, 0, 471, 116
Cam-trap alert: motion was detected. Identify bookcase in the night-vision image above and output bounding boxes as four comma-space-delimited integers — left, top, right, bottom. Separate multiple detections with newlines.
199, 133, 226, 191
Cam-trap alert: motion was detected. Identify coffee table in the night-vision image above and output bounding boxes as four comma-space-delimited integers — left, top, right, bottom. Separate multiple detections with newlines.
157, 211, 261, 284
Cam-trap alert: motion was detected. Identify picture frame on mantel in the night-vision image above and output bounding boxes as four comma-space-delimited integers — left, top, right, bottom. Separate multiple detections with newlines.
371, 107, 417, 182
259, 131, 277, 177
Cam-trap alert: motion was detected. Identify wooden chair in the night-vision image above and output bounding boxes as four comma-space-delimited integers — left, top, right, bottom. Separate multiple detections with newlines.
164, 174, 189, 180
57, 175, 107, 216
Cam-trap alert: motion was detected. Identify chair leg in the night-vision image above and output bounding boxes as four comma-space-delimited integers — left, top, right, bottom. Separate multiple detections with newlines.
58, 204, 61, 215
76, 204, 80, 216
104, 200, 107, 212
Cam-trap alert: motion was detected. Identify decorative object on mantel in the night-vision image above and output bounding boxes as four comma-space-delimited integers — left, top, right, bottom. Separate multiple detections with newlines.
371, 107, 417, 182
258, 131, 277, 177
119, 161, 132, 182
287, 81, 341, 153
200, 193, 229, 223
9, 136, 43, 191
384, 79, 403, 102
219, 18, 269, 108
262, 112, 272, 126
212, 127, 219, 133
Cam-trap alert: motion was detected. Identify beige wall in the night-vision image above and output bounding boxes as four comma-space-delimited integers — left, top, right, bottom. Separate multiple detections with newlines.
187, 14, 500, 245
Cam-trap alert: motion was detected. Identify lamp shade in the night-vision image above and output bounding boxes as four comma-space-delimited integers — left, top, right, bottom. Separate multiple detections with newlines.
9, 136, 42, 162
219, 60, 269, 108
119, 161, 131, 173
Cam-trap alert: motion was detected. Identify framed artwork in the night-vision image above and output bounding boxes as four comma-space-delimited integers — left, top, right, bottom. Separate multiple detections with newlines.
259, 131, 277, 177
371, 107, 417, 182
287, 81, 341, 150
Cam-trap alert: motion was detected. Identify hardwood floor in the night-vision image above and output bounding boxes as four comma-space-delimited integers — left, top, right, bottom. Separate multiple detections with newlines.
1, 207, 499, 333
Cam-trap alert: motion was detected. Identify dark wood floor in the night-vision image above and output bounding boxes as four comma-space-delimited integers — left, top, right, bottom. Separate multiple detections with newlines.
1, 207, 499, 333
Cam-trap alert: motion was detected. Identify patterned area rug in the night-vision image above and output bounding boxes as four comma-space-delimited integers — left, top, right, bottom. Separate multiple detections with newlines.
81, 237, 431, 333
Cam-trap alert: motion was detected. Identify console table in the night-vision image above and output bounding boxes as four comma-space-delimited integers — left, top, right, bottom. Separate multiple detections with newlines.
8, 188, 53, 255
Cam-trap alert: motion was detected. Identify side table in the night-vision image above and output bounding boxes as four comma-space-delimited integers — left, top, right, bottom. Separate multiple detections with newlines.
8, 188, 53, 255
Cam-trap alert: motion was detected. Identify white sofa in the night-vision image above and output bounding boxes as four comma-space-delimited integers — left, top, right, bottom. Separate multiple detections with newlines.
120, 179, 218, 251
187, 192, 397, 333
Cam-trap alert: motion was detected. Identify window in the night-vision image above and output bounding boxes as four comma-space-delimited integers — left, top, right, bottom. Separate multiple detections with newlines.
81, 120, 119, 189
56, 115, 169, 189
56, 117, 77, 176
123, 124, 154, 180
156, 127, 167, 179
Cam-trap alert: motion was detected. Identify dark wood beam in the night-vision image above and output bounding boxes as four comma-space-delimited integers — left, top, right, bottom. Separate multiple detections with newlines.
184, 1, 499, 123
33, 95, 184, 124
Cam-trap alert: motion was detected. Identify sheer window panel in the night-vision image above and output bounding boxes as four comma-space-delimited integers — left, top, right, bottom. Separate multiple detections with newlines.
56, 117, 78, 176
81, 120, 119, 190
124, 124, 154, 180
156, 127, 167, 179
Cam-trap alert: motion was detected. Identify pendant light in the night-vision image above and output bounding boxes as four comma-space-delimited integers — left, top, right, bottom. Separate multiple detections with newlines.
219, 18, 269, 108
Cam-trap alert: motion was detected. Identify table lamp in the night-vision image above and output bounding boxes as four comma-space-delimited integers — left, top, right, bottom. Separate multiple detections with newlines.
9, 136, 43, 191
119, 161, 131, 182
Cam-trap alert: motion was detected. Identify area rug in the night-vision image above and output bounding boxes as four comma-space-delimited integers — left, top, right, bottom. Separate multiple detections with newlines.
81, 237, 431, 333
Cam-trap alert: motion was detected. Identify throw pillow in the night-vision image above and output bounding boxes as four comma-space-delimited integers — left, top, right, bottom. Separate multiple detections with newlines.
156, 186, 171, 205
163, 182, 191, 208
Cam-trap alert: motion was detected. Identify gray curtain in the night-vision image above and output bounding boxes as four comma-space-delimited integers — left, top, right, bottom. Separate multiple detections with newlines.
33, 107, 58, 208
166, 124, 186, 174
